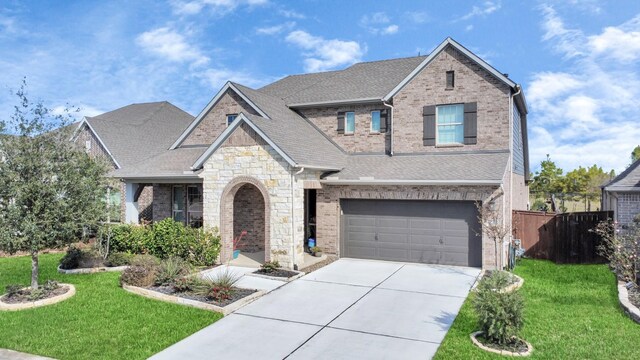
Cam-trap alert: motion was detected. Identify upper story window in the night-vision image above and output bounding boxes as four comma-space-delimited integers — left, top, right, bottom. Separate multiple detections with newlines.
446, 71, 455, 89
345, 111, 355, 134
370, 111, 381, 133
226, 114, 238, 126
436, 104, 464, 144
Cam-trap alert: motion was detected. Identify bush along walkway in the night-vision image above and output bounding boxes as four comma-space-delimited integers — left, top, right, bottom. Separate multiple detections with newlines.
434, 259, 640, 360
0, 254, 221, 360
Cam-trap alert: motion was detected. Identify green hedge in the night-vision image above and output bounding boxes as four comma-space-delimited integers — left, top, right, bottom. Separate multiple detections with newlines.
103, 219, 220, 266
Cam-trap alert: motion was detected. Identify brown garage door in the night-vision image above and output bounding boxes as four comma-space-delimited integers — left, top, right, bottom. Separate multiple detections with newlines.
341, 200, 482, 267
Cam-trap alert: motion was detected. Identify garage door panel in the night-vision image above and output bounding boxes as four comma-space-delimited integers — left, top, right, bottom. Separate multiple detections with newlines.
342, 199, 481, 267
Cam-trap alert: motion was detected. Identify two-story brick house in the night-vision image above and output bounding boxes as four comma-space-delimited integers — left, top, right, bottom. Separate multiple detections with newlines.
113, 37, 530, 270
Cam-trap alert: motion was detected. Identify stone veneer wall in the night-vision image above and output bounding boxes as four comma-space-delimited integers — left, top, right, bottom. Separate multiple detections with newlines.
392, 45, 511, 154
297, 103, 389, 153
200, 125, 306, 269
233, 183, 266, 252
182, 90, 259, 146
316, 184, 503, 269
617, 193, 640, 225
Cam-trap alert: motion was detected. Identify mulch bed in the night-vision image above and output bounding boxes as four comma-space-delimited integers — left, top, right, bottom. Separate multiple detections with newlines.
629, 286, 640, 309
475, 334, 530, 354
1, 285, 70, 304
253, 269, 300, 278
149, 285, 257, 307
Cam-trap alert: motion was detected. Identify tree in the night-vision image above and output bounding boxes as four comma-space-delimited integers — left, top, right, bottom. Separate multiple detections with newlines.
0, 81, 108, 289
530, 155, 564, 194
632, 145, 640, 164
476, 201, 511, 269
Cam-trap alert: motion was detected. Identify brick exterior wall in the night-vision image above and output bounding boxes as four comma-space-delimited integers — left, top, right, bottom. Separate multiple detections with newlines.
392, 45, 511, 153
511, 173, 529, 211
617, 193, 640, 225
316, 184, 504, 269
183, 90, 259, 146
233, 184, 266, 252
153, 184, 173, 222
74, 124, 117, 167
297, 103, 389, 153
138, 185, 153, 223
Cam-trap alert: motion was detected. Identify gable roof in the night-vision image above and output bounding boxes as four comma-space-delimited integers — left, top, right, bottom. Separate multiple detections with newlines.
170, 82, 270, 149
604, 159, 640, 192
76, 101, 194, 169
192, 111, 346, 171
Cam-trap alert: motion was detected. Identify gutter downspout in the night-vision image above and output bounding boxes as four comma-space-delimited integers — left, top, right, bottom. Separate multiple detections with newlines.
382, 100, 394, 156
290, 167, 305, 270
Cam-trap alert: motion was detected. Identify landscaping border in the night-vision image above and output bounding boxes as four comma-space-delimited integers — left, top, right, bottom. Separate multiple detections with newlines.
503, 274, 525, 293
122, 284, 264, 315
0, 284, 76, 311
57, 265, 129, 274
617, 281, 640, 324
470, 331, 533, 357
247, 270, 304, 282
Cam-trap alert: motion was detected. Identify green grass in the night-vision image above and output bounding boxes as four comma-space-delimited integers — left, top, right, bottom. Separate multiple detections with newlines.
435, 259, 640, 359
0, 254, 222, 360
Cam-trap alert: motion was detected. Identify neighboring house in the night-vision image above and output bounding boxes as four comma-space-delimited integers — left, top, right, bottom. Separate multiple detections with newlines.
602, 159, 640, 226
72, 101, 194, 222
112, 37, 530, 270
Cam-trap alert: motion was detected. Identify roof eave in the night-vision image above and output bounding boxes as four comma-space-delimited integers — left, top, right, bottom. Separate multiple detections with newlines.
73, 117, 122, 169
288, 98, 382, 108
320, 179, 503, 186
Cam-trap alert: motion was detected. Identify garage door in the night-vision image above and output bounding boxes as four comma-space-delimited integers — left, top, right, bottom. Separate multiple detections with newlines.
341, 200, 482, 267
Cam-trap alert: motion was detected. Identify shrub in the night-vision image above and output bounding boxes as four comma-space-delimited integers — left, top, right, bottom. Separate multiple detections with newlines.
310, 246, 322, 253
155, 257, 192, 286
484, 270, 514, 289
59, 247, 83, 269
473, 272, 524, 345
195, 268, 241, 302
42, 280, 59, 291
77, 249, 103, 268
173, 276, 207, 293
27, 288, 46, 301
594, 220, 640, 285
105, 252, 134, 267
5, 284, 22, 297
120, 255, 160, 287
260, 261, 280, 273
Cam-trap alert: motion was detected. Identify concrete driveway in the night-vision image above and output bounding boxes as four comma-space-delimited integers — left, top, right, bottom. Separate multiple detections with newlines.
151, 258, 481, 360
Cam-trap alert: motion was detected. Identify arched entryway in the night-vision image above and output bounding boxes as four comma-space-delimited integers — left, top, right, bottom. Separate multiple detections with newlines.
220, 177, 270, 264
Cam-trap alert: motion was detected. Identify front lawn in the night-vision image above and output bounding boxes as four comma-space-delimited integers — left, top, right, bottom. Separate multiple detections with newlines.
0, 254, 221, 360
435, 259, 640, 359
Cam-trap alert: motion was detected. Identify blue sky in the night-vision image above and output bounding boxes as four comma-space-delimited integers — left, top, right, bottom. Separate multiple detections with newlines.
0, 0, 639, 173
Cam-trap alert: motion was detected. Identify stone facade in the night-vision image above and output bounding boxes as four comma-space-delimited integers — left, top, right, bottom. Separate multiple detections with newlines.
183, 90, 259, 146
200, 125, 306, 269
392, 45, 511, 153
298, 103, 389, 153
315, 184, 503, 269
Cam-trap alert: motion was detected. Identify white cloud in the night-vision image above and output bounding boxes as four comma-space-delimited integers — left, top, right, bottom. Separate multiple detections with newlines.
170, 0, 268, 15
459, 1, 501, 21
530, 6, 640, 173
256, 21, 295, 36
360, 12, 399, 35
405, 11, 428, 24
381, 25, 398, 35
200, 68, 267, 90
278, 9, 305, 19
136, 27, 209, 66
465, 24, 474, 31
285, 30, 365, 72
588, 14, 640, 63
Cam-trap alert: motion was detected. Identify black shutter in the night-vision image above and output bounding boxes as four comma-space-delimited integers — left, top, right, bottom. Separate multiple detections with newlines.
379, 109, 388, 133
423, 105, 436, 146
463, 102, 477, 145
337, 112, 345, 134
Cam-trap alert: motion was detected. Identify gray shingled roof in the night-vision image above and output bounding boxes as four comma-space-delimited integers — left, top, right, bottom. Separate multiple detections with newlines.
259, 70, 341, 99
604, 159, 640, 192
323, 152, 509, 183
112, 146, 205, 179
275, 56, 426, 105
85, 102, 193, 168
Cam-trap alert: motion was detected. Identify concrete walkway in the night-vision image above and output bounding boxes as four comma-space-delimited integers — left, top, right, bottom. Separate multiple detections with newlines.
0, 349, 54, 360
152, 258, 481, 360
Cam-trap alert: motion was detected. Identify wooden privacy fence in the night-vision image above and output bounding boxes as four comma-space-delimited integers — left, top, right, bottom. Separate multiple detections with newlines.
512, 210, 613, 264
